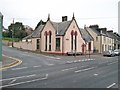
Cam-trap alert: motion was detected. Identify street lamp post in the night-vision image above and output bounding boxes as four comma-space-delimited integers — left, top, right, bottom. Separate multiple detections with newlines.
11, 30, 14, 47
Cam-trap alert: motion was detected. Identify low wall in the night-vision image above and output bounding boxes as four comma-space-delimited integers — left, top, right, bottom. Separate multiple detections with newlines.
13, 41, 36, 51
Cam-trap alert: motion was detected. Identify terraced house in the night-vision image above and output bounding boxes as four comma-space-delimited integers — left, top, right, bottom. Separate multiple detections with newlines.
86, 25, 120, 53
14, 14, 94, 55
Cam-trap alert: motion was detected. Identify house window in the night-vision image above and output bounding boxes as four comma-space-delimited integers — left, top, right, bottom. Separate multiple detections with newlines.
36, 39, 40, 49
44, 31, 47, 51
56, 38, 60, 51
96, 36, 98, 41
102, 44, 104, 52
105, 45, 107, 51
49, 31, 52, 51
104, 36, 106, 43
71, 30, 74, 51
88, 42, 91, 51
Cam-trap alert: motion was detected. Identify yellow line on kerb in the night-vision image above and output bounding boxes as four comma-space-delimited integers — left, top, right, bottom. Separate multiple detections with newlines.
0, 54, 22, 71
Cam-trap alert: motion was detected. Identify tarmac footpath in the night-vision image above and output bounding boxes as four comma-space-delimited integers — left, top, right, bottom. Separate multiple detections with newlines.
0, 55, 22, 71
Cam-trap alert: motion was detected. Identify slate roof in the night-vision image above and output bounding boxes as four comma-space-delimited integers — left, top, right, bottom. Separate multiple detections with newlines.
23, 25, 44, 39
106, 31, 116, 39
50, 20, 72, 35
89, 28, 101, 35
88, 26, 108, 36
79, 28, 94, 42
51, 20, 93, 42
23, 19, 93, 43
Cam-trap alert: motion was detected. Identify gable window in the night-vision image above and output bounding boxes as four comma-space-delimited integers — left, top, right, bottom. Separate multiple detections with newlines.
96, 36, 98, 41
49, 31, 52, 51
75, 31, 77, 51
56, 38, 60, 51
36, 39, 40, 50
88, 42, 91, 51
71, 30, 74, 51
44, 31, 47, 51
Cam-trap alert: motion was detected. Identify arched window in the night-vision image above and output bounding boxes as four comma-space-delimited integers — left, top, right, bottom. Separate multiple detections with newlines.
71, 30, 74, 51
74, 31, 77, 51
49, 31, 52, 51
44, 31, 47, 51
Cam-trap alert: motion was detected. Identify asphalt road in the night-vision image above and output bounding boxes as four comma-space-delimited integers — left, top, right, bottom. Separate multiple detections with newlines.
1, 45, 119, 88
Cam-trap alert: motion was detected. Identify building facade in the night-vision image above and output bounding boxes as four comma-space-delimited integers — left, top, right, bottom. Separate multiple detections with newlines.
14, 15, 94, 55
86, 25, 120, 53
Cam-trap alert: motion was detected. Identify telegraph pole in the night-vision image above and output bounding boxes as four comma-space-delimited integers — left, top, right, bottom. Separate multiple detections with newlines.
12, 18, 14, 47
0, 12, 3, 61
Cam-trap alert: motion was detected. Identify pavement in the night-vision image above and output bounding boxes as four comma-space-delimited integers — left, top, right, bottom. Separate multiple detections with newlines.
0, 55, 22, 71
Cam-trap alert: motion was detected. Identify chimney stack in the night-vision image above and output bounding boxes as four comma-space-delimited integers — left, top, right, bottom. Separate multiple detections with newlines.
62, 16, 67, 22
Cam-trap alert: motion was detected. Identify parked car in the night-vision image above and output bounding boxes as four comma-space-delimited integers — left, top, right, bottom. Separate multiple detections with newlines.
103, 50, 115, 57
67, 52, 82, 56
113, 49, 120, 56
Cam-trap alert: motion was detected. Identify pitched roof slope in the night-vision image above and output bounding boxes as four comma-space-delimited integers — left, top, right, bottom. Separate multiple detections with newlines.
79, 28, 93, 42
50, 20, 72, 35
23, 25, 44, 39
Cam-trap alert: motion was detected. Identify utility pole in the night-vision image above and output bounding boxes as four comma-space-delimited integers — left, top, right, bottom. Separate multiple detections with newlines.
12, 18, 14, 47
0, 12, 3, 61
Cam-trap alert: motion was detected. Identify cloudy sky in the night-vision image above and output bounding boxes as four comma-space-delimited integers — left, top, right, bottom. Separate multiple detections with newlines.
0, 0, 119, 32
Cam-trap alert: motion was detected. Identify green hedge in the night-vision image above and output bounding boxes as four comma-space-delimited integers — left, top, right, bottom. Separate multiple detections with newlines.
2, 37, 20, 42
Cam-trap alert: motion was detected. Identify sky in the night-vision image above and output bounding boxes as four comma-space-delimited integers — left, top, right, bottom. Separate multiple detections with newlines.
0, 0, 119, 33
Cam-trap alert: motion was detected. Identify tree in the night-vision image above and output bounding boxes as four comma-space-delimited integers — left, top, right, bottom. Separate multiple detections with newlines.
8, 22, 27, 40
2, 31, 9, 37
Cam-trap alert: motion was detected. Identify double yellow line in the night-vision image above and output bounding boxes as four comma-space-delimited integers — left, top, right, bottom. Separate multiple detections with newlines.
0, 55, 22, 71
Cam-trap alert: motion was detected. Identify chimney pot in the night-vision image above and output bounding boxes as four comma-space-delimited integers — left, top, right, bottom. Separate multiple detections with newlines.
62, 16, 67, 22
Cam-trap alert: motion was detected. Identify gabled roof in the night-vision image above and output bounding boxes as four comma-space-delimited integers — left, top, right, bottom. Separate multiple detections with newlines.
106, 31, 116, 39
114, 33, 120, 41
79, 28, 94, 42
86, 27, 100, 35
23, 25, 44, 39
50, 20, 72, 35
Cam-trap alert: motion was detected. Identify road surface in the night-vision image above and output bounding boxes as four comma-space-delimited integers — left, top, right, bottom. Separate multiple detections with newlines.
1, 45, 119, 88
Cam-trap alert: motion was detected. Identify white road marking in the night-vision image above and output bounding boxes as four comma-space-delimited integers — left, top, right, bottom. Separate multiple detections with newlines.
66, 58, 95, 64
107, 83, 116, 88
11, 67, 28, 70
61, 67, 77, 71
94, 74, 98, 76
0, 74, 48, 88
33, 65, 41, 68
66, 61, 73, 63
47, 64, 54, 66
21, 54, 30, 56
8, 79, 16, 84
81, 60, 84, 61
73, 61, 77, 63
107, 61, 118, 65
75, 67, 95, 73
41, 55, 61, 60
0, 74, 36, 82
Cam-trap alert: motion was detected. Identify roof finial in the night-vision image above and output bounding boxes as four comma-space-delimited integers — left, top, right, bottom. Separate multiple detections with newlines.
13, 18, 14, 24
84, 24, 86, 29
72, 12, 75, 19
47, 13, 50, 21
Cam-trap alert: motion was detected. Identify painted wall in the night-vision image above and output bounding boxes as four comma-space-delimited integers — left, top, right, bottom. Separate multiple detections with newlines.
14, 38, 38, 51
40, 21, 56, 52
86, 28, 100, 53
64, 20, 86, 53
